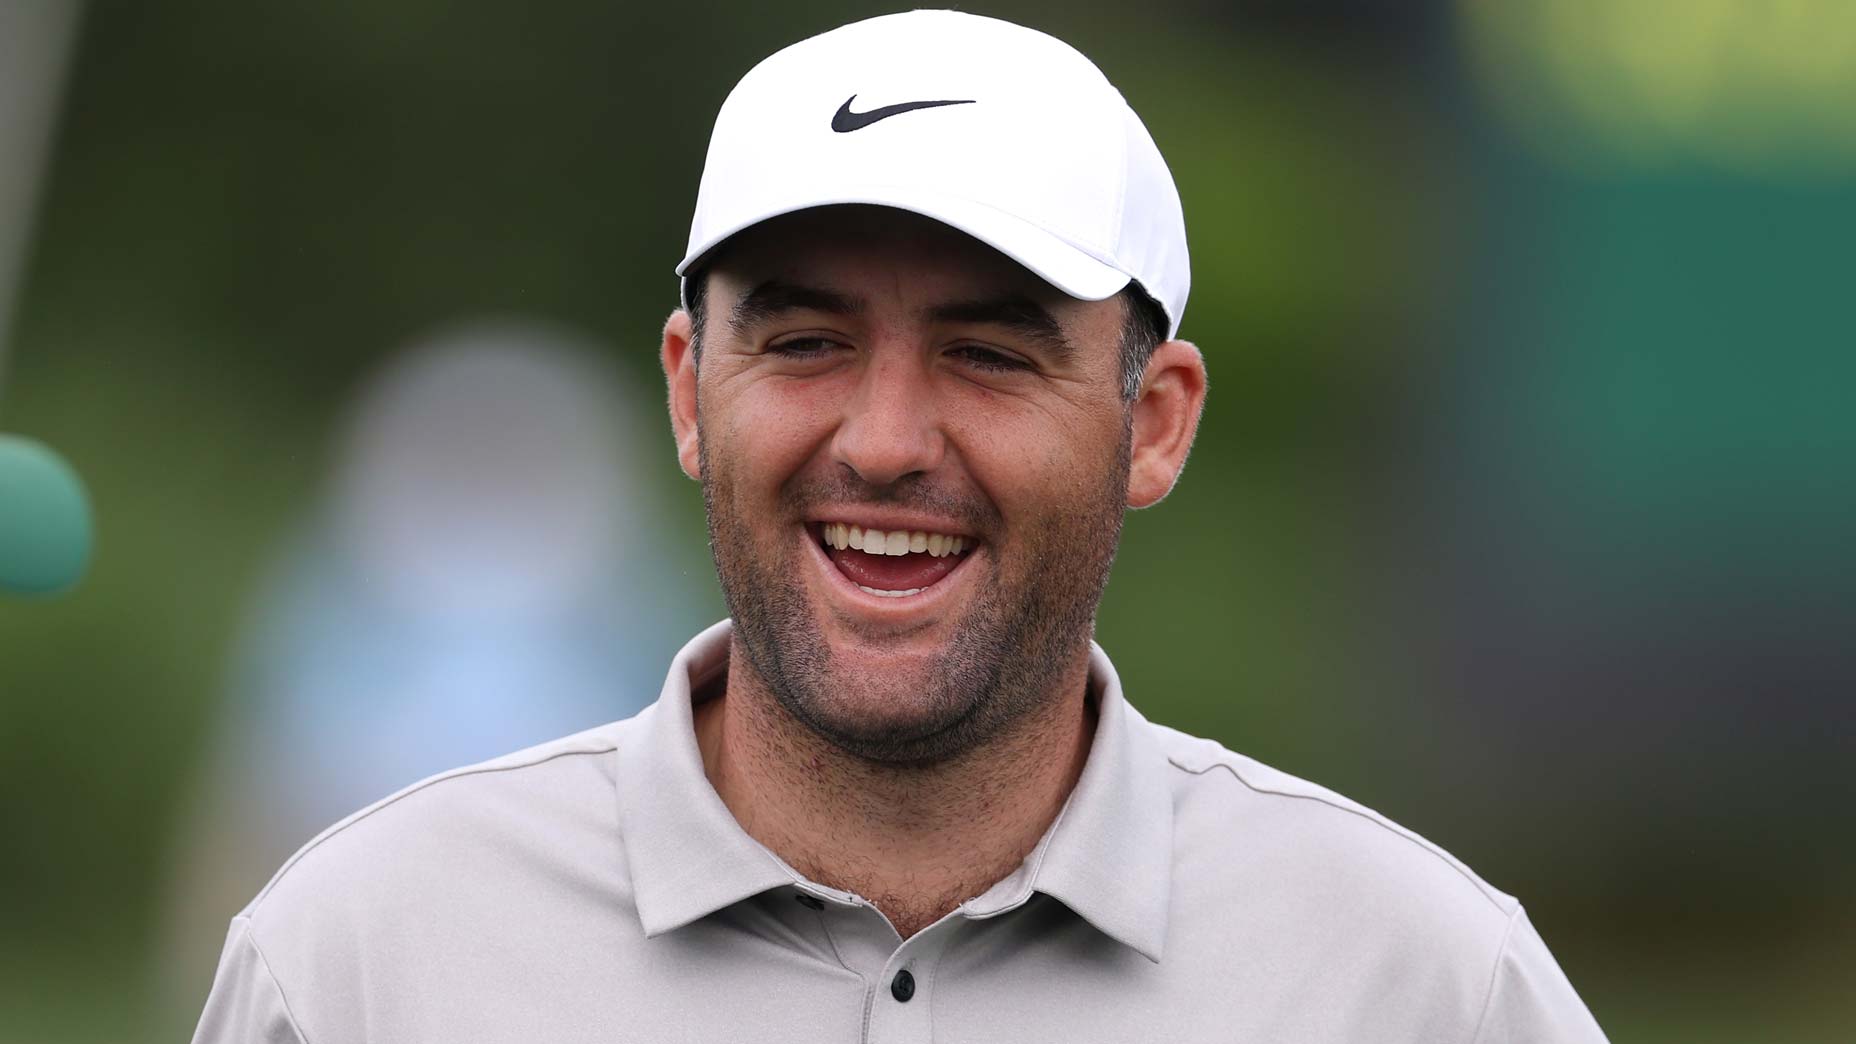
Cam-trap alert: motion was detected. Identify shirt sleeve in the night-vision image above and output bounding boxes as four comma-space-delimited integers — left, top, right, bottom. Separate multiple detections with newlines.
1470, 906, 1609, 1044
191, 916, 311, 1044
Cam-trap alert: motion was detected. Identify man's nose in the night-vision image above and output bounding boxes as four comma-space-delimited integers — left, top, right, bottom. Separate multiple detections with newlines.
830, 351, 946, 486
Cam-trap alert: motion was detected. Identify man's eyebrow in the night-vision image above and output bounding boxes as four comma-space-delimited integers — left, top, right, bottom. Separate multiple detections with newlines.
927, 294, 1074, 359
727, 279, 863, 338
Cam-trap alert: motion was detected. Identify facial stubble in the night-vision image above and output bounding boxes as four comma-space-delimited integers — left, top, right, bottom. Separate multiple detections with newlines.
698, 410, 1132, 765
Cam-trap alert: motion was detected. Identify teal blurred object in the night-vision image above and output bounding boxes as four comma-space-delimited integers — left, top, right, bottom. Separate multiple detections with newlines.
0, 433, 92, 595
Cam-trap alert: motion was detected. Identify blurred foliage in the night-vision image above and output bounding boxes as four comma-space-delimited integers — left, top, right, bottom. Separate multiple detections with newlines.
1, 1, 1851, 1040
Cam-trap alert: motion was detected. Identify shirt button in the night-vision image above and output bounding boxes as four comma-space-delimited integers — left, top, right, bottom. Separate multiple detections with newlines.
796, 894, 825, 910
890, 969, 916, 1003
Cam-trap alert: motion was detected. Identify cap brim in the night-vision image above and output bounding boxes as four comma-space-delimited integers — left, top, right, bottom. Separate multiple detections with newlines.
678, 187, 1133, 306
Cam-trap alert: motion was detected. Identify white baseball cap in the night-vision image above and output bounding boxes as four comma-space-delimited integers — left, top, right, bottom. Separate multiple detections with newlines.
678, 10, 1190, 339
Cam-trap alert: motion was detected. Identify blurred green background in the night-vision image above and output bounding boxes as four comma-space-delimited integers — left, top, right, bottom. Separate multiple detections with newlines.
2, 1, 1852, 1040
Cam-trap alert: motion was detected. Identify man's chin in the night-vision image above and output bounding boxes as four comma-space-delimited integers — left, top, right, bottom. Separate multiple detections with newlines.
811, 662, 964, 725
777, 655, 993, 762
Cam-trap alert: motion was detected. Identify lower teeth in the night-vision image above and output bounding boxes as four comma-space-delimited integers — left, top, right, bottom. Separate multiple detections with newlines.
856, 584, 923, 598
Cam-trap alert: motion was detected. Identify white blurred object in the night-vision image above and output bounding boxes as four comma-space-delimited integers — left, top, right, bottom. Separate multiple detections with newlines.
235, 318, 698, 820
334, 321, 637, 623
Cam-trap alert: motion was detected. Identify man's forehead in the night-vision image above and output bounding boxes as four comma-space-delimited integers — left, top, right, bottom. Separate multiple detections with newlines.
708, 206, 1078, 312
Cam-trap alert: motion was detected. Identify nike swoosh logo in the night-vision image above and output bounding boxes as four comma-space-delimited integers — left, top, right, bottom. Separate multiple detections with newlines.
831, 95, 976, 133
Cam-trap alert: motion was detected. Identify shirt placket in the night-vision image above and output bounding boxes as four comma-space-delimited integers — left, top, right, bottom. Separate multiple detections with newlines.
863, 916, 958, 1044
799, 885, 965, 1044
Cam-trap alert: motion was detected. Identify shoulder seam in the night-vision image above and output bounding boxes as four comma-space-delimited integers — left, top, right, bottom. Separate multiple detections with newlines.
237, 914, 314, 1044
1168, 755, 1511, 915
1468, 905, 1524, 1044
251, 744, 617, 909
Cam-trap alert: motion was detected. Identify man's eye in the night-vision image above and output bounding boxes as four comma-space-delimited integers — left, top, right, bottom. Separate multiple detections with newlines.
952, 345, 1031, 373
767, 337, 841, 358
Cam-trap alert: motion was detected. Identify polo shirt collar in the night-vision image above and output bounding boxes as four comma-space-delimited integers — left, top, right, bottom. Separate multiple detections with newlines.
614, 622, 1175, 961
614, 620, 794, 937
959, 641, 1175, 962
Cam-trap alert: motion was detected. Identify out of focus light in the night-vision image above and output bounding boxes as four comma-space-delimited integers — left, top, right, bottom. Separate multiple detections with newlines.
1459, 0, 1856, 173
0, 0, 83, 379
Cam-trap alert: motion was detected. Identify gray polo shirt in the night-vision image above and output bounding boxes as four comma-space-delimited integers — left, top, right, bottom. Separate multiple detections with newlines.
193, 620, 1607, 1042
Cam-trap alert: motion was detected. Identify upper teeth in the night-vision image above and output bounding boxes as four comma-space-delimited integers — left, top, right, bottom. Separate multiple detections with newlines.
821, 523, 969, 557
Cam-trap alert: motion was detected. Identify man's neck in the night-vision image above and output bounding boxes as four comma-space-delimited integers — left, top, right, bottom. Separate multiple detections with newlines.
692, 642, 1097, 939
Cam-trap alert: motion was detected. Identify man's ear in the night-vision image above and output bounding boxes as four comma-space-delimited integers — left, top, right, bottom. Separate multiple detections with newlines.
661, 310, 701, 480
1127, 339, 1207, 508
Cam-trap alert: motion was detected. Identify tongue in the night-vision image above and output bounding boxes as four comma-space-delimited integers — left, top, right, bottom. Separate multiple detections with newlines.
828, 546, 961, 591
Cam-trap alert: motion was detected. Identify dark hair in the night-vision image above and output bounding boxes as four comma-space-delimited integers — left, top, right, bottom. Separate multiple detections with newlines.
1115, 282, 1169, 401
684, 271, 1168, 402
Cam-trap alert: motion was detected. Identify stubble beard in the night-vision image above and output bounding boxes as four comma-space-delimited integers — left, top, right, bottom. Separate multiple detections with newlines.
698, 421, 1132, 765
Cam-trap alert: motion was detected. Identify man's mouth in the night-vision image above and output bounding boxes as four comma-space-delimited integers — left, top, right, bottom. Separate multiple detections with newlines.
812, 521, 975, 598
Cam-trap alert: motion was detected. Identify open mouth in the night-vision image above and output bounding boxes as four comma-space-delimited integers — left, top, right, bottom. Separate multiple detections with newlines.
811, 521, 977, 598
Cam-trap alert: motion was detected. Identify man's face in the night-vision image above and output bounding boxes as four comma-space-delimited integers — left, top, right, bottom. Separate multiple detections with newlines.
685, 207, 1136, 763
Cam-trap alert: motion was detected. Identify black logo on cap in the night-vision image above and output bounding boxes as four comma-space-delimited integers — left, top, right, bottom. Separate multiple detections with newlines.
831, 95, 976, 133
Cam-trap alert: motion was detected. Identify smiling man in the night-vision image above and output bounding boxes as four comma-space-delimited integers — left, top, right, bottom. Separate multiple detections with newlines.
670, 203, 1185, 942
193, 11, 1606, 1043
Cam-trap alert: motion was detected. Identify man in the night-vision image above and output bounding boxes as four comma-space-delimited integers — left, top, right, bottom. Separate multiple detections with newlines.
193, 11, 1607, 1042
